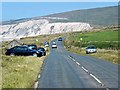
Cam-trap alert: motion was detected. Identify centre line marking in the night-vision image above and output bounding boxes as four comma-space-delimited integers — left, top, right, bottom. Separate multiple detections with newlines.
90, 74, 102, 84
76, 62, 80, 65
81, 66, 88, 73
67, 55, 109, 88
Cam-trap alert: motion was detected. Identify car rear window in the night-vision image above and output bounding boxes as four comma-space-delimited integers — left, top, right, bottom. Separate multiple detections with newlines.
38, 48, 45, 51
87, 46, 96, 49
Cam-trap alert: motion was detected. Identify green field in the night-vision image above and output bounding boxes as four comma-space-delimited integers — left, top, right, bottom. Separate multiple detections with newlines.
73, 30, 118, 42
67, 28, 119, 49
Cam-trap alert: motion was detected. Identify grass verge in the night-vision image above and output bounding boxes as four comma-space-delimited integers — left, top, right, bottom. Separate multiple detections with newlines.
1, 33, 60, 88
64, 28, 119, 64
66, 46, 118, 64
2, 55, 47, 88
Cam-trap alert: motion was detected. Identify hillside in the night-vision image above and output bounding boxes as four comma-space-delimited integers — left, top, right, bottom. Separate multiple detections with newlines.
45, 6, 119, 26
2, 5, 119, 26
1, 5, 119, 42
0, 20, 92, 42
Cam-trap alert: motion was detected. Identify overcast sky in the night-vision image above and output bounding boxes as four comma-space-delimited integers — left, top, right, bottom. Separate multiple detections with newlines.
1, 2, 118, 21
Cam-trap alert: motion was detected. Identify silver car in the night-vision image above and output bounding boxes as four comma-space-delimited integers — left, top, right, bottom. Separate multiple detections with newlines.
86, 45, 97, 54
52, 42, 57, 48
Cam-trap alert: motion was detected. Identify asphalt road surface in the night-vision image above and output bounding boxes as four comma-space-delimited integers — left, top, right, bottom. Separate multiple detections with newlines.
38, 39, 118, 89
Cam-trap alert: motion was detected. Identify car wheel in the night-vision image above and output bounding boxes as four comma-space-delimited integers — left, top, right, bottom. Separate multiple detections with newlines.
10, 53, 15, 56
33, 53, 37, 57
42, 53, 44, 56
43, 53, 46, 56
86, 51, 89, 54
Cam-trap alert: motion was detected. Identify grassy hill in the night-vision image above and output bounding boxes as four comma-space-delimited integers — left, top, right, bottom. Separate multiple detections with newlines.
2, 6, 119, 27
45, 6, 119, 27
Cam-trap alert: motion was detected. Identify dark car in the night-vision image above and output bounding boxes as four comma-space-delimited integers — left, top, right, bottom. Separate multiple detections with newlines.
5, 46, 42, 57
44, 41, 49, 47
27, 44, 37, 50
37, 47, 46, 56
58, 37, 62, 41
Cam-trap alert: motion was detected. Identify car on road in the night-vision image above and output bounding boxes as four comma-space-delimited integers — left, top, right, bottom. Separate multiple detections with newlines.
37, 47, 46, 56
58, 37, 62, 41
5, 46, 42, 57
52, 42, 57, 48
86, 45, 97, 54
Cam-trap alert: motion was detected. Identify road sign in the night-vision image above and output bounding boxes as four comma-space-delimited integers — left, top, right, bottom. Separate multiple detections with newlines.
80, 38, 83, 41
36, 39, 39, 42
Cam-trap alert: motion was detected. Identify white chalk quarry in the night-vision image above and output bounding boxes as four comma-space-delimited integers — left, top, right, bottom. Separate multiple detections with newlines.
0, 18, 93, 41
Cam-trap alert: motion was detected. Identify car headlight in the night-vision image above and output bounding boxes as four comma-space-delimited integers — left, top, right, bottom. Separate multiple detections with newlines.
36, 51, 39, 53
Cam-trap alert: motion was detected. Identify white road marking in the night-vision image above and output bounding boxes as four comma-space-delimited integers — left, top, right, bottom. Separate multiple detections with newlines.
72, 59, 76, 62
38, 74, 41, 78
34, 81, 38, 88
68, 55, 106, 87
76, 62, 81, 65
90, 74, 102, 84
68, 56, 75, 62
81, 66, 88, 73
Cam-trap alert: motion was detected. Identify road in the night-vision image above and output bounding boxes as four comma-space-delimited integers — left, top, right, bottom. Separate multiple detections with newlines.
38, 39, 118, 88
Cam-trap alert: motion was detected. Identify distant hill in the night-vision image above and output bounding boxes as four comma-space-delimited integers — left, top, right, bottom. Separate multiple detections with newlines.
44, 6, 119, 27
1, 5, 119, 42
1, 5, 119, 27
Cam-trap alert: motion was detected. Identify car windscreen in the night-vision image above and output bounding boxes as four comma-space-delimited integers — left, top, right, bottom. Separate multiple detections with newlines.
38, 48, 45, 51
53, 43, 56, 45
87, 46, 96, 49
28, 45, 37, 49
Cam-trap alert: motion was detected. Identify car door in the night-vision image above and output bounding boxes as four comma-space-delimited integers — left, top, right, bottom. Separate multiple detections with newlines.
11, 46, 19, 55
13, 47, 22, 55
21, 47, 30, 56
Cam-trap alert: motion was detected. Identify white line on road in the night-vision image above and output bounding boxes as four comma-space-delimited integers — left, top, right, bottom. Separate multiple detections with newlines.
72, 59, 76, 62
67, 55, 108, 88
68, 56, 75, 62
34, 81, 38, 88
81, 66, 89, 73
90, 74, 102, 84
38, 74, 41, 79
76, 62, 81, 65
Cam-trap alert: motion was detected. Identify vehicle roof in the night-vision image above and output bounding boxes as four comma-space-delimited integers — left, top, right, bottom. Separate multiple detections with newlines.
13, 45, 29, 48
86, 45, 96, 49
28, 44, 36, 46
38, 47, 44, 49
87, 45, 96, 47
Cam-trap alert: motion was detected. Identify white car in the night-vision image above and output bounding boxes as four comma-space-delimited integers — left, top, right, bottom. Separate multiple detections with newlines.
86, 45, 97, 54
52, 42, 57, 48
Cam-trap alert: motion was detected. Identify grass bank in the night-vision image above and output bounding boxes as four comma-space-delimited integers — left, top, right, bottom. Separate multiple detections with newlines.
64, 28, 119, 64
1, 34, 60, 88
2, 55, 47, 88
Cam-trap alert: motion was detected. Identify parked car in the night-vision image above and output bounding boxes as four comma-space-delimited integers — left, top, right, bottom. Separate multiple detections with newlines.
27, 44, 37, 50
58, 37, 62, 41
52, 42, 57, 48
37, 47, 46, 56
44, 41, 49, 47
5, 46, 42, 57
86, 45, 97, 54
